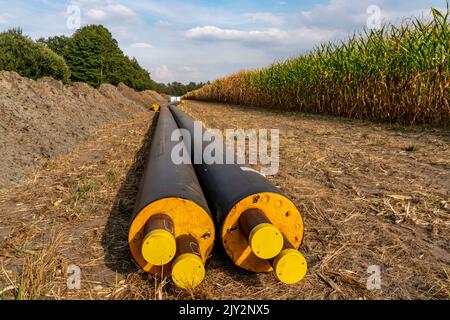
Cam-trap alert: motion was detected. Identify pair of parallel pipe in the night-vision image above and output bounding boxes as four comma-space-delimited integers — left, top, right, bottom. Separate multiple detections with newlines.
128, 104, 307, 290
128, 105, 214, 290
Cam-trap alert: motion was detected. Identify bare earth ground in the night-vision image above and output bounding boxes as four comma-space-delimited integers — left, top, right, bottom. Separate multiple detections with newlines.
0, 101, 449, 300
0, 71, 166, 190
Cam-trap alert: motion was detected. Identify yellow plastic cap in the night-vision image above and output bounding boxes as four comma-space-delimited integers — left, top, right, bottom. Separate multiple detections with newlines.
141, 229, 176, 266
171, 253, 205, 290
273, 249, 308, 285
249, 223, 284, 259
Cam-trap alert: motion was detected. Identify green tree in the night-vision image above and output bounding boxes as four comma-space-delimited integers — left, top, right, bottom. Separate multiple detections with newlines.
37, 35, 70, 57
64, 25, 154, 90
0, 28, 70, 83
65, 25, 113, 87
154, 81, 207, 96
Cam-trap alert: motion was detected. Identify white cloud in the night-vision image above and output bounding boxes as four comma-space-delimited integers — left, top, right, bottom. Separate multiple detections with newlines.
85, 3, 136, 22
153, 65, 172, 81
0, 14, 11, 25
299, 0, 441, 32
156, 20, 171, 27
181, 66, 204, 80
184, 25, 343, 50
86, 9, 107, 21
130, 42, 153, 49
381, 8, 437, 24
133, 1, 263, 28
300, 0, 369, 30
107, 4, 135, 17
185, 26, 289, 43
243, 12, 285, 26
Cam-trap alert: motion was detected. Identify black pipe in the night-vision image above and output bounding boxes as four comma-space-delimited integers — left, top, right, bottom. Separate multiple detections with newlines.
132, 105, 209, 215
168, 106, 279, 222
169, 105, 305, 276
128, 105, 215, 289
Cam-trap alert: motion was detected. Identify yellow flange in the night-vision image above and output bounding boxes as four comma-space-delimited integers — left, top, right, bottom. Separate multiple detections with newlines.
171, 253, 205, 290
141, 229, 177, 266
221, 192, 304, 273
129, 197, 215, 274
249, 223, 284, 259
273, 249, 308, 285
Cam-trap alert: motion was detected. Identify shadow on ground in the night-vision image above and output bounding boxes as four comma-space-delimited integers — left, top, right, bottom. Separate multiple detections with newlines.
207, 245, 264, 287
101, 113, 159, 275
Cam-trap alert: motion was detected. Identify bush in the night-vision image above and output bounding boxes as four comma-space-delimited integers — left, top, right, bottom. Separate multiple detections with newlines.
0, 29, 70, 83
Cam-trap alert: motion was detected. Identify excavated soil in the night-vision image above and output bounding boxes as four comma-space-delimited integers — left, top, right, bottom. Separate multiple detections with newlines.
0, 71, 164, 190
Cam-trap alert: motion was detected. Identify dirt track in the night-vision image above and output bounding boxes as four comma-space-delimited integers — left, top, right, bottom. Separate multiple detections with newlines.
0, 100, 449, 300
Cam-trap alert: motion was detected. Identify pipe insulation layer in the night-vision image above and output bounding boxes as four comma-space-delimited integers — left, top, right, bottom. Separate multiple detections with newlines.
169, 105, 307, 283
128, 105, 215, 290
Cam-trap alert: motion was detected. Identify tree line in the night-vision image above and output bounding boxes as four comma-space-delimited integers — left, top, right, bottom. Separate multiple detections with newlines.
0, 25, 206, 94
154, 81, 209, 97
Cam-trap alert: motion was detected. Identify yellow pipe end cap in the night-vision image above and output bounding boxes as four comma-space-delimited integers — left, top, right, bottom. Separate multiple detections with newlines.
249, 223, 284, 259
274, 249, 308, 285
141, 229, 176, 266
171, 253, 205, 290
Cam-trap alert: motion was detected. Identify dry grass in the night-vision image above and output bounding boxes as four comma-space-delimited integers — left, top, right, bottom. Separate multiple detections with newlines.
178, 101, 450, 300
0, 111, 161, 300
0, 102, 449, 300
15, 232, 64, 300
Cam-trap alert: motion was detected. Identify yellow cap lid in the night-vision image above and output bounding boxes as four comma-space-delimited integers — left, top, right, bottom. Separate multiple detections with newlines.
249, 223, 284, 259
171, 253, 205, 290
141, 229, 176, 266
273, 249, 308, 285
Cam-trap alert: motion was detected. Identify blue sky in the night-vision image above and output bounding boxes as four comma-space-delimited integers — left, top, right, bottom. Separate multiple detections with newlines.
0, 0, 446, 83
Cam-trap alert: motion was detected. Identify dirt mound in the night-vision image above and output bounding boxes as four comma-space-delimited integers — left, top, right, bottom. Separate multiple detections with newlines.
140, 89, 167, 104
0, 71, 159, 189
99, 83, 149, 111
117, 83, 153, 106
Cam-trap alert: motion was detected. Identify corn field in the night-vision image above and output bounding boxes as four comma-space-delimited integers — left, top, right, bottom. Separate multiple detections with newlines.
185, 6, 450, 126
